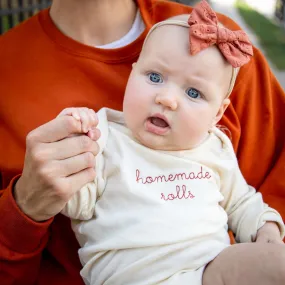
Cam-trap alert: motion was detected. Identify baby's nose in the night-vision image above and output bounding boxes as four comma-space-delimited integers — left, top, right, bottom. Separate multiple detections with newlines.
155, 90, 178, 110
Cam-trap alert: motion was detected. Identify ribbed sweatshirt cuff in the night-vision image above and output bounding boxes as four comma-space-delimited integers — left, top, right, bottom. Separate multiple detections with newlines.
0, 175, 53, 253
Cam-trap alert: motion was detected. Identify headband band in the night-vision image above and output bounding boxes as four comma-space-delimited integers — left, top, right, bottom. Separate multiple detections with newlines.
142, 0, 253, 97
142, 20, 238, 97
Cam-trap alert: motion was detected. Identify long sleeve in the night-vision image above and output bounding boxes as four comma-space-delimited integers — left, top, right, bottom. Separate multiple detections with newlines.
61, 181, 98, 220
0, 175, 52, 285
61, 108, 109, 221
218, 134, 285, 243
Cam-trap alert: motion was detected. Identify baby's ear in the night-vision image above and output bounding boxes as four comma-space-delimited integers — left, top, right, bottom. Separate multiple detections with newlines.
213, 98, 230, 126
132, 62, 137, 68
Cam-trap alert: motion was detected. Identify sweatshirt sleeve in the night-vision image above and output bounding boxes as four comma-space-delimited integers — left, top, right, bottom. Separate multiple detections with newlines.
0, 175, 52, 285
217, 132, 285, 243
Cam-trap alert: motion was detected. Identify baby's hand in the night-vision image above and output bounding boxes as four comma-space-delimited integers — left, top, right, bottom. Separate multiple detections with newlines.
58, 107, 100, 140
255, 222, 284, 244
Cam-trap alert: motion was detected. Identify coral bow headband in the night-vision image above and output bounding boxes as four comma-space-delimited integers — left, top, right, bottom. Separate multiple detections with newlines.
189, 0, 253, 68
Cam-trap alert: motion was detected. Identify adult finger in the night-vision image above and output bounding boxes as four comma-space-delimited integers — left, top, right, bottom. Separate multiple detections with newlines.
58, 152, 96, 177
38, 135, 99, 160
65, 167, 96, 195
28, 115, 82, 144
57, 107, 81, 121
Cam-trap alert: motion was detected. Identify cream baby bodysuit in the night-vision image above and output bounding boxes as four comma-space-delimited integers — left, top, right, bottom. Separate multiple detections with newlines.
62, 108, 285, 285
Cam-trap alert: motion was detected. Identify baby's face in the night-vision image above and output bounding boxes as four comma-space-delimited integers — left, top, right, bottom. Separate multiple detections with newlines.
123, 25, 232, 151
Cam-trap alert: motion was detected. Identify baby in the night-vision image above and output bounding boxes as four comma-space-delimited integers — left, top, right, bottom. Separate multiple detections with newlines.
58, 1, 284, 284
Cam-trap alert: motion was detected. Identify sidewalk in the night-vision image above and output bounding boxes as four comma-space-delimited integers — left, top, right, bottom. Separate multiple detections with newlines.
210, 0, 285, 90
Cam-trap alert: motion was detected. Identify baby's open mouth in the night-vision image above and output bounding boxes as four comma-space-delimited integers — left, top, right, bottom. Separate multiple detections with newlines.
149, 117, 169, 128
145, 115, 170, 135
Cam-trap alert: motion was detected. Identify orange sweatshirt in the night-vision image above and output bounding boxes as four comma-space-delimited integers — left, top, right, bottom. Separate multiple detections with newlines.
0, 0, 284, 284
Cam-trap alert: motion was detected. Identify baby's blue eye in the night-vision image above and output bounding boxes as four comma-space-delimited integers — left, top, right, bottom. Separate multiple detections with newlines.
186, 88, 201, 99
148, 72, 163, 83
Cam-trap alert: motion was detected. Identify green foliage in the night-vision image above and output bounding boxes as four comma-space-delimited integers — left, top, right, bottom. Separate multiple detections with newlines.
236, 0, 285, 70
2, 16, 10, 34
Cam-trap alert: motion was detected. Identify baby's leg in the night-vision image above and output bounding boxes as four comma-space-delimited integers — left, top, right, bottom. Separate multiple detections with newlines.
203, 243, 285, 285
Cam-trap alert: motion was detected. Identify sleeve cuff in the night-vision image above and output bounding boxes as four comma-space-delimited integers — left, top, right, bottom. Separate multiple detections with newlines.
0, 175, 53, 253
257, 210, 285, 240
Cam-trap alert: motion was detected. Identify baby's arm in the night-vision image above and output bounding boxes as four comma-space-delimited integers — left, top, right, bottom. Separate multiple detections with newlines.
58, 107, 100, 220
218, 137, 284, 243
221, 167, 284, 243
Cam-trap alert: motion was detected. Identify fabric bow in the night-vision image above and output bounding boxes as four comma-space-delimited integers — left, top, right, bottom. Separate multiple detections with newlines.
188, 0, 253, 68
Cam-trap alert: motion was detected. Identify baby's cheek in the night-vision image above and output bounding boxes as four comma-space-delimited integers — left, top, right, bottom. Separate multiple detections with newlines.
179, 111, 209, 141
123, 97, 140, 132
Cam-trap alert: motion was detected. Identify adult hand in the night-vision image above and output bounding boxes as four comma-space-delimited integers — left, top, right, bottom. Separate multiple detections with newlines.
255, 222, 284, 244
14, 115, 100, 222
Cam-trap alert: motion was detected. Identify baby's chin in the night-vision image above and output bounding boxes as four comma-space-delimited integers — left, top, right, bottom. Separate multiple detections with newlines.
132, 132, 185, 151
132, 131, 210, 151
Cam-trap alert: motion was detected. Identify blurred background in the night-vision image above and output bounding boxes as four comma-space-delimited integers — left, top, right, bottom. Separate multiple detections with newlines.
0, 0, 284, 87
0, 1, 51, 33
176, 0, 285, 84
